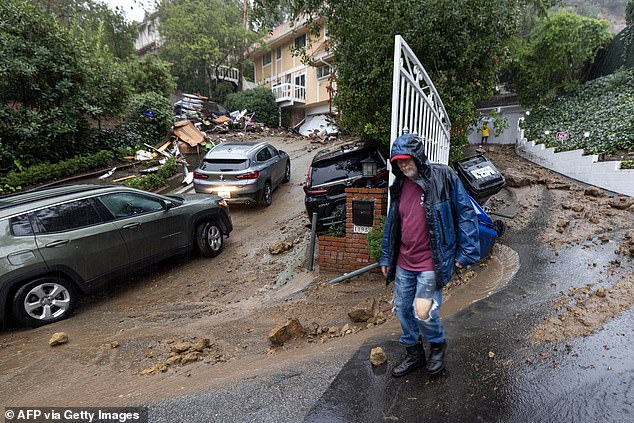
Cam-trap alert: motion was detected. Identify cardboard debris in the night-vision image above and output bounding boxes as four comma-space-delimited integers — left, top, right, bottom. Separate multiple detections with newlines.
212, 115, 232, 124
173, 120, 206, 147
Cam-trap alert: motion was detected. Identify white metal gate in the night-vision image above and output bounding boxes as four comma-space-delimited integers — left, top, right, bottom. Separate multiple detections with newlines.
390, 35, 451, 166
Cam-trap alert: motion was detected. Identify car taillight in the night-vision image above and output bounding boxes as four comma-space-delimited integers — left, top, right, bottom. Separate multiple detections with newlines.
193, 171, 208, 180
307, 189, 329, 195
237, 171, 260, 179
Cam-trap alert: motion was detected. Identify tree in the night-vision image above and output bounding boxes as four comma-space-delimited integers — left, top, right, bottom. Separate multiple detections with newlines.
31, 0, 137, 59
255, 0, 546, 154
158, 0, 259, 98
0, 0, 94, 170
512, 11, 612, 105
627, 0, 634, 25
126, 54, 177, 98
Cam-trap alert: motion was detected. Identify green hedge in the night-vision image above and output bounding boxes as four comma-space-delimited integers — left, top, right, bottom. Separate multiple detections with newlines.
522, 68, 634, 155
0, 150, 114, 194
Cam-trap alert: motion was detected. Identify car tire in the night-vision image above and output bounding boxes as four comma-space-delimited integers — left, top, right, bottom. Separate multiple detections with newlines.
196, 220, 224, 257
259, 181, 273, 207
12, 277, 76, 327
282, 161, 291, 183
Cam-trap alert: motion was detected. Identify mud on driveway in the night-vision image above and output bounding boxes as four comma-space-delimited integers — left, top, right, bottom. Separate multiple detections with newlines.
0, 141, 632, 408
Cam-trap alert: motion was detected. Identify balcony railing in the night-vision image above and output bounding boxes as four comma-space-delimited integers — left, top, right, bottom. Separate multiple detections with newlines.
213, 65, 240, 84
272, 83, 306, 104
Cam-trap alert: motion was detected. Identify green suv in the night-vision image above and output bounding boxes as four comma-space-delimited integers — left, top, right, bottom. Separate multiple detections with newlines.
0, 184, 232, 327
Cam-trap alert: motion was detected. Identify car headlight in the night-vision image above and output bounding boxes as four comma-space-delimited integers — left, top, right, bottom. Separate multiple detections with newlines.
218, 199, 228, 207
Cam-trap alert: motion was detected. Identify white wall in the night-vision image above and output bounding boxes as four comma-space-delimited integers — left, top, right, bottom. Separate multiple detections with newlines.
515, 121, 634, 196
468, 105, 527, 145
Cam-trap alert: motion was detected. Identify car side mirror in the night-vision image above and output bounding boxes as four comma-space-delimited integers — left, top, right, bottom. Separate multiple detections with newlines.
160, 199, 173, 211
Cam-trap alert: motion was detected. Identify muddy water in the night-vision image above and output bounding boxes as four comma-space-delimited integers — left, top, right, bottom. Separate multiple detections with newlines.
442, 244, 519, 318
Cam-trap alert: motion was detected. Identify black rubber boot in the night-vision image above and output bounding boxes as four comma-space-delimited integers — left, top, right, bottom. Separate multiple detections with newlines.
426, 341, 447, 375
392, 343, 426, 377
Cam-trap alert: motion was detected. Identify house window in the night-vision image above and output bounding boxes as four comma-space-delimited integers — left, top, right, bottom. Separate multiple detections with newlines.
263, 52, 272, 66
294, 34, 306, 49
276, 46, 282, 61
316, 64, 332, 79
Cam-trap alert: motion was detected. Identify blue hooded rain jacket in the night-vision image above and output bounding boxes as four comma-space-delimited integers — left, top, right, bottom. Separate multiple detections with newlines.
379, 133, 480, 287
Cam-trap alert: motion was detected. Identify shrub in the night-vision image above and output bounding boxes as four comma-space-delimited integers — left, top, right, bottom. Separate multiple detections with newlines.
121, 92, 174, 146
123, 158, 179, 191
224, 88, 278, 127
0, 150, 114, 194
366, 216, 386, 262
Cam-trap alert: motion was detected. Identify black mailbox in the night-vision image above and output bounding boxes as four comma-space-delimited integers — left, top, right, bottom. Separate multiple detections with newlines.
352, 200, 374, 227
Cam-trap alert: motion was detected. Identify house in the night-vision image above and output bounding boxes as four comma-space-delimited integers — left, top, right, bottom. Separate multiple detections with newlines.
135, 13, 163, 56
248, 19, 336, 132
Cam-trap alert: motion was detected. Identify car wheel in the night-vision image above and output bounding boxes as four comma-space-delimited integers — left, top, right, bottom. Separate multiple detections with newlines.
196, 220, 224, 257
12, 277, 76, 327
282, 161, 291, 183
259, 181, 273, 207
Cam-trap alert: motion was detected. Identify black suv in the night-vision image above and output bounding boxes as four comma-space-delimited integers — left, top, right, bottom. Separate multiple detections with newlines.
303, 142, 388, 232
0, 185, 232, 327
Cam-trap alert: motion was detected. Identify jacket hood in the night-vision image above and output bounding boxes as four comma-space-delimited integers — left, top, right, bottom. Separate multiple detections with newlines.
389, 133, 431, 182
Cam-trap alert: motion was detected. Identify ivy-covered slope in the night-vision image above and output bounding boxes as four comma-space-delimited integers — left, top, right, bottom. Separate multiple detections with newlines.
522, 68, 634, 155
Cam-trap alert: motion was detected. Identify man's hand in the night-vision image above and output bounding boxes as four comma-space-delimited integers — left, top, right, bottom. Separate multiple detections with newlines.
381, 266, 388, 278
454, 260, 463, 269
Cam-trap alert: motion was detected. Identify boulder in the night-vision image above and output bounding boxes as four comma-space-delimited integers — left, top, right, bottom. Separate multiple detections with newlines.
268, 318, 305, 346
348, 298, 377, 323
192, 338, 211, 352
171, 341, 193, 353
583, 187, 606, 197
49, 332, 68, 347
370, 347, 387, 366
503, 171, 532, 188
269, 241, 293, 255
608, 196, 634, 210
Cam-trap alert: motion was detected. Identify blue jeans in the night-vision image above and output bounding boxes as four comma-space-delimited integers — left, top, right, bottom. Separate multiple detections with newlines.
393, 266, 445, 346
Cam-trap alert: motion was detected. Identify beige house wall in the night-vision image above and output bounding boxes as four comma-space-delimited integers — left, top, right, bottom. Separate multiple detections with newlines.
250, 22, 334, 111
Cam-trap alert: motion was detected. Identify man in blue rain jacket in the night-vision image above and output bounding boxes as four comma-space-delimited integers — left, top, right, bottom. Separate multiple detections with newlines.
379, 133, 480, 377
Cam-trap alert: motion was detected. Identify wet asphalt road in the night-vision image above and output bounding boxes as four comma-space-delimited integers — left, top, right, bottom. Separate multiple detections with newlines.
149, 187, 633, 422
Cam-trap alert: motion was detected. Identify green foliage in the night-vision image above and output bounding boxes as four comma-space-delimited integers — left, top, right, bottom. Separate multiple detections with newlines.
627, 0, 634, 25
0, 0, 143, 174
522, 67, 634, 155
123, 158, 179, 191
0, 150, 114, 194
224, 88, 279, 127
621, 159, 634, 169
31, 0, 137, 59
512, 11, 612, 106
158, 0, 259, 97
256, 0, 534, 154
126, 55, 177, 98
118, 92, 175, 147
366, 215, 386, 262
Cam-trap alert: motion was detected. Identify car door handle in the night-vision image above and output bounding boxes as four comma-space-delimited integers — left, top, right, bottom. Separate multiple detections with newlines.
122, 222, 141, 229
45, 240, 70, 248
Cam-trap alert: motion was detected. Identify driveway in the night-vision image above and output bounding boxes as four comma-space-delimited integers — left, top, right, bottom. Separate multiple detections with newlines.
0, 143, 632, 422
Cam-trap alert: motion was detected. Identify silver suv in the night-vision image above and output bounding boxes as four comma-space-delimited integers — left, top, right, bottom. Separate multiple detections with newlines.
193, 142, 291, 206
0, 185, 232, 327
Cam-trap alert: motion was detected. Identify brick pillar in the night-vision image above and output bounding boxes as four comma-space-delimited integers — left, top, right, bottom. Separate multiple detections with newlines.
317, 187, 387, 274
